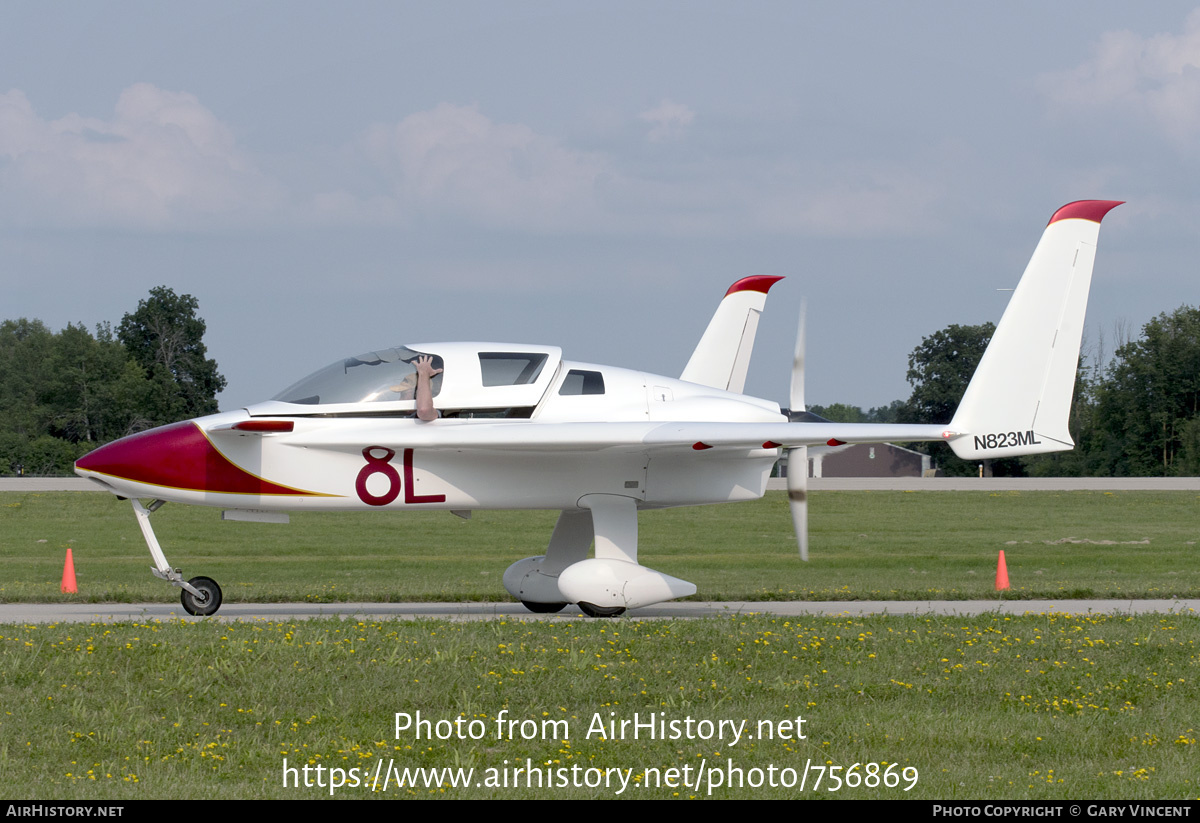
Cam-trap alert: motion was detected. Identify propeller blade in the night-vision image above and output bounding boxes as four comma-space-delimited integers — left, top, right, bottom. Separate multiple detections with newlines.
790, 300, 806, 413
787, 445, 809, 560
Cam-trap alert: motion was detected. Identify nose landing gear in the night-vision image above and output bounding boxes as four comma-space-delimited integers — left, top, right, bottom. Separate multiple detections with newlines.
132, 499, 224, 617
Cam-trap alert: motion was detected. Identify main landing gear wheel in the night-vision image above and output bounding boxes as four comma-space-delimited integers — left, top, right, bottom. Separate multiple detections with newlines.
521, 601, 568, 614
181, 576, 223, 617
577, 601, 626, 618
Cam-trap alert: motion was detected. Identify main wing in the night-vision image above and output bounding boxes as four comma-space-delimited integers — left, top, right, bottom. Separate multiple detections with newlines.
277, 419, 950, 454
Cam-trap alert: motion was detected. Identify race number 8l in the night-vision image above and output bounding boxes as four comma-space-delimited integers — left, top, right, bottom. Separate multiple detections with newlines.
355, 446, 447, 506
356, 447, 400, 506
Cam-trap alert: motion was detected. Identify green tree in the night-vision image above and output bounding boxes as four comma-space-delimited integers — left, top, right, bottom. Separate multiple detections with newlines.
0, 319, 159, 474
807, 400, 909, 425
117, 286, 226, 424
0, 318, 55, 439
0, 292, 227, 475
865, 399, 908, 424
901, 321, 1032, 476
1094, 306, 1200, 476
807, 403, 867, 423
904, 322, 995, 425
45, 322, 152, 443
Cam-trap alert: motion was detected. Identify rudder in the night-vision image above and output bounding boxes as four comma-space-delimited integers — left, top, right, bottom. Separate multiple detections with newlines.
949, 200, 1122, 460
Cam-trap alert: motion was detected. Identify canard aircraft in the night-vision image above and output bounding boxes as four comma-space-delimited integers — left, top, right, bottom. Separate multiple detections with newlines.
75, 200, 1122, 617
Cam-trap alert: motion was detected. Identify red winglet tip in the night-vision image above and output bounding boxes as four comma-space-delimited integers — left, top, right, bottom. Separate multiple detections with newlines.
725, 275, 784, 297
1048, 200, 1124, 226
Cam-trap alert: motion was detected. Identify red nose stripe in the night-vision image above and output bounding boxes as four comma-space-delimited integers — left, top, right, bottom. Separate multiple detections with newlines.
75, 421, 322, 496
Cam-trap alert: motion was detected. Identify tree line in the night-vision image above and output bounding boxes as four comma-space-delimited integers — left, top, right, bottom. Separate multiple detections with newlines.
811, 305, 1200, 477
0, 287, 224, 475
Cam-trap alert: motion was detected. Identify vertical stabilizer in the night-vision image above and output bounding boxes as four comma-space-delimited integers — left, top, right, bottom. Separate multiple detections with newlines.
681, 275, 784, 393
948, 200, 1122, 460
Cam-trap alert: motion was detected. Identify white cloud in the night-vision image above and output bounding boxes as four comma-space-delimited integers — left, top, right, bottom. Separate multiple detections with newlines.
0, 84, 280, 228
361, 103, 609, 231
0, 88, 941, 239
1039, 10, 1200, 145
638, 99, 695, 142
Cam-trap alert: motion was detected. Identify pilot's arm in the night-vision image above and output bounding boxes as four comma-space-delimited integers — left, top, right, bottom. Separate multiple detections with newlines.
414, 355, 442, 421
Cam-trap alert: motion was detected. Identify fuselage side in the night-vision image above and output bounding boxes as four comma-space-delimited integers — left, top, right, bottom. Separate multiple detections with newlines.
75, 345, 785, 513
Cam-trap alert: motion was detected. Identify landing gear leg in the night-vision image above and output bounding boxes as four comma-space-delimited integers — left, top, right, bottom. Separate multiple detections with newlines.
575, 495, 635, 618
131, 499, 223, 616
506, 510, 592, 613
557, 494, 695, 616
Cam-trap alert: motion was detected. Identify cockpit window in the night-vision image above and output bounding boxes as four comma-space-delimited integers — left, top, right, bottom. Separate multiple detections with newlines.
478, 352, 548, 387
558, 369, 605, 395
272, 347, 443, 405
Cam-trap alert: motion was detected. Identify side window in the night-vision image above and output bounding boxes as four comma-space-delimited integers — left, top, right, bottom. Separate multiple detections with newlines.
558, 369, 605, 396
478, 352, 548, 387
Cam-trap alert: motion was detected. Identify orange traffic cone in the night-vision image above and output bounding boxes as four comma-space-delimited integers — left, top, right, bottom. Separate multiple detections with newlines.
61, 548, 77, 594
995, 550, 1010, 591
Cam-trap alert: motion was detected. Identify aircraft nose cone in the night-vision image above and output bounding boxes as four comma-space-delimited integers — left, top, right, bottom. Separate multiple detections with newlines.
74, 422, 211, 489
74, 420, 317, 497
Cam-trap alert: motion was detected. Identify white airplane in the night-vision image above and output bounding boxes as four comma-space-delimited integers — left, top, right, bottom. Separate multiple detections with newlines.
75, 200, 1123, 617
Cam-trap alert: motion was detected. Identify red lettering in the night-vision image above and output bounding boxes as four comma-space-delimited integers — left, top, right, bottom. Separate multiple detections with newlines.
355, 447, 445, 505
356, 447, 400, 506
403, 448, 446, 504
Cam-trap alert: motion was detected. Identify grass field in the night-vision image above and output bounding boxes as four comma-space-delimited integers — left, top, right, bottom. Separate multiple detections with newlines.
1, 490, 1198, 603
2, 490, 1197, 800
0, 613, 1195, 799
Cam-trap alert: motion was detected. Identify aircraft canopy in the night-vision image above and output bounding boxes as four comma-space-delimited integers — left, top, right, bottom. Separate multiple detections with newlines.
273, 347, 443, 406
262, 342, 563, 415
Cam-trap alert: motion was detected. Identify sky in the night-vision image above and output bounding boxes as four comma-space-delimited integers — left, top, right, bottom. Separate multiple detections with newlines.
3, 2, 1200, 412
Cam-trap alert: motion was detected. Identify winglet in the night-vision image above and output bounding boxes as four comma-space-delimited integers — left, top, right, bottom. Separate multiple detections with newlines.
682, 276, 784, 393
725, 275, 784, 297
1048, 200, 1124, 226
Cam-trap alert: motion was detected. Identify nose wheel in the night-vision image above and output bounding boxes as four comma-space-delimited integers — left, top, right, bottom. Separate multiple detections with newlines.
181, 576, 223, 617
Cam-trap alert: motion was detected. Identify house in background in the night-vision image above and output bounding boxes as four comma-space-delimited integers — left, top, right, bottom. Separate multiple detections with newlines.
780, 442, 934, 478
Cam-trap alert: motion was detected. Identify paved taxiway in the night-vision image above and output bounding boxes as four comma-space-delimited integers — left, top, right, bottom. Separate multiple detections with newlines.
1, 599, 1196, 623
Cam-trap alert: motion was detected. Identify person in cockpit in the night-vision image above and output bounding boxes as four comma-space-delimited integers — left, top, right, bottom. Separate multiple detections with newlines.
413, 355, 442, 421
